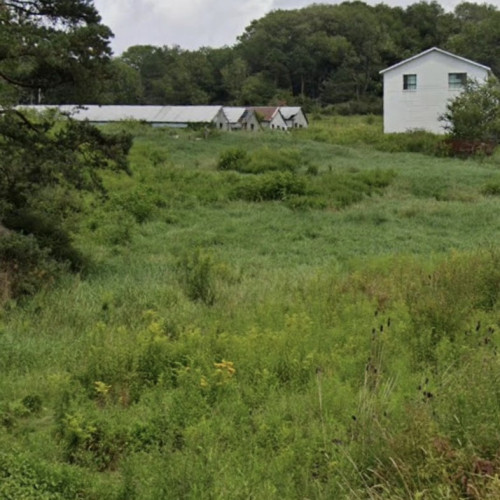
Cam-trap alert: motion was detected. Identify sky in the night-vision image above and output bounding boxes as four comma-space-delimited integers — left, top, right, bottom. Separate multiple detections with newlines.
92, 0, 494, 55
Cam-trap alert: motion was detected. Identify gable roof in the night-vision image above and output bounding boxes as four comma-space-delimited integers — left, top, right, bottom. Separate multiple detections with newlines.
155, 105, 223, 123
19, 105, 226, 124
223, 107, 250, 123
279, 106, 309, 124
249, 106, 281, 121
379, 47, 491, 74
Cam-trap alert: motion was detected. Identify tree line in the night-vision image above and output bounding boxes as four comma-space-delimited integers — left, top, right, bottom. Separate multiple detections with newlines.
28, 1, 500, 113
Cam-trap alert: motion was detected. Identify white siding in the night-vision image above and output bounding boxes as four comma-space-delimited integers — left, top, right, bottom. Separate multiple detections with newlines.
280, 107, 308, 128
268, 112, 288, 130
382, 49, 490, 134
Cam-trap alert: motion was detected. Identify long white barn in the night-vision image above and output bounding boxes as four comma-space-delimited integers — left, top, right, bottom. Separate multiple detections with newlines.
380, 47, 491, 134
18, 105, 306, 131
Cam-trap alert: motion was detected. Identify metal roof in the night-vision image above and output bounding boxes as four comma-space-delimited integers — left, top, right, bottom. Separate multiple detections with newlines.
73, 105, 165, 122
379, 47, 491, 74
16, 105, 226, 124
17, 105, 306, 126
155, 106, 223, 123
248, 106, 280, 121
279, 107, 304, 120
223, 107, 248, 123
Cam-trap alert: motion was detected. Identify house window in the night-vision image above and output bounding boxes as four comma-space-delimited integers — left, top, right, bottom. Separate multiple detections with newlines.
449, 73, 467, 90
403, 74, 417, 90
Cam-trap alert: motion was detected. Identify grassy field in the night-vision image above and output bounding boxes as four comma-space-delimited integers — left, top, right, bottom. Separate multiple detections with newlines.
2, 115, 500, 498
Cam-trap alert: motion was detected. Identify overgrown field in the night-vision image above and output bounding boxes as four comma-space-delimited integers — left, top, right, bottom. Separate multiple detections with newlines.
2, 116, 500, 499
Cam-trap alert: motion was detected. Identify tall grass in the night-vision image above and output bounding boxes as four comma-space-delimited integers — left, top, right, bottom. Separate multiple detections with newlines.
2, 117, 500, 498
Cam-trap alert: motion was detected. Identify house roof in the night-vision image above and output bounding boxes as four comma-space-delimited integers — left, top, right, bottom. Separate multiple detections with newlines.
249, 106, 280, 121
156, 106, 223, 123
17, 105, 226, 124
222, 107, 248, 123
75, 105, 165, 122
379, 47, 491, 74
279, 106, 309, 124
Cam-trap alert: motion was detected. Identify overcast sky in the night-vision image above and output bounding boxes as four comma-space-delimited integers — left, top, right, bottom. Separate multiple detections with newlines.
92, 0, 495, 55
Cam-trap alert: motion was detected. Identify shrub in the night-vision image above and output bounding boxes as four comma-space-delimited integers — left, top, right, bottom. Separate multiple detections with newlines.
3, 210, 87, 270
109, 187, 163, 223
217, 148, 249, 171
0, 232, 63, 300
232, 172, 307, 201
244, 147, 303, 174
440, 77, 500, 155
481, 180, 500, 196
177, 249, 217, 305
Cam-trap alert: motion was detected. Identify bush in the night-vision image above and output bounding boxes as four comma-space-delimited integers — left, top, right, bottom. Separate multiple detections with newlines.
481, 180, 500, 196
440, 77, 500, 155
219, 147, 303, 174
0, 232, 64, 301
217, 148, 249, 171
244, 148, 303, 174
109, 187, 164, 223
232, 172, 307, 201
177, 249, 217, 305
3, 210, 87, 270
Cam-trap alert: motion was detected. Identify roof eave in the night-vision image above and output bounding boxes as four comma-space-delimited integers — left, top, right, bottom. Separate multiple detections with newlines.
379, 47, 491, 74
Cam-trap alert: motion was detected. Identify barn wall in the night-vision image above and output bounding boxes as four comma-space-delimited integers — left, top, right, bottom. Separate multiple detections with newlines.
383, 51, 489, 134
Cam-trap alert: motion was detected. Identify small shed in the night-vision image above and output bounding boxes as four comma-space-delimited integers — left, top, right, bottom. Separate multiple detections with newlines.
223, 107, 260, 131
279, 107, 308, 128
249, 106, 288, 130
380, 47, 491, 134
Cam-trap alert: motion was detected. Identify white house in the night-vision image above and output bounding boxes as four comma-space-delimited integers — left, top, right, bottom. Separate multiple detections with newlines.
380, 47, 491, 134
279, 107, 309, 128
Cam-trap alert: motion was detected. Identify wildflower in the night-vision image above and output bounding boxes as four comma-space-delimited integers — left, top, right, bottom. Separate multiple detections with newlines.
214, 360, 236, 376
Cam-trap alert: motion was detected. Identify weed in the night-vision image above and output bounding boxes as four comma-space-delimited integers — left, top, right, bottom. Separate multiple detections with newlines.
177, 249, 217, 305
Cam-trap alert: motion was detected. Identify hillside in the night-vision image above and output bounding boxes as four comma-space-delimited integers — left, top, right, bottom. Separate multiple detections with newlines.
2, 117, 500, 498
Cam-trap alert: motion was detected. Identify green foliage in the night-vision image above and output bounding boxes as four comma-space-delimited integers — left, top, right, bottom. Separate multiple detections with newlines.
217, 147, 249, 171
4, 118, 500, 498
243, 147, 303, 174
0, 1, 133, 298
218, 147, 303, 174
110, 2, 500, 109
177, 249, 217, 305
441, 77, 500, 146
233, 171, 307, 201
0, 0, 114, 105
0, 232, 64, 301
481, 180, 500, 196
0, 451, 84, 500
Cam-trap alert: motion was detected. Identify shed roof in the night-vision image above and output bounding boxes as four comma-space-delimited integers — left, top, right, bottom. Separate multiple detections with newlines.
223, 107, 248, 123
73, 105, 165, 122
279, 106, 308, 124
155, 106, 223, 123
16, 105, 227, 124
249, 106, 280, 121
379, 47, 491, 74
